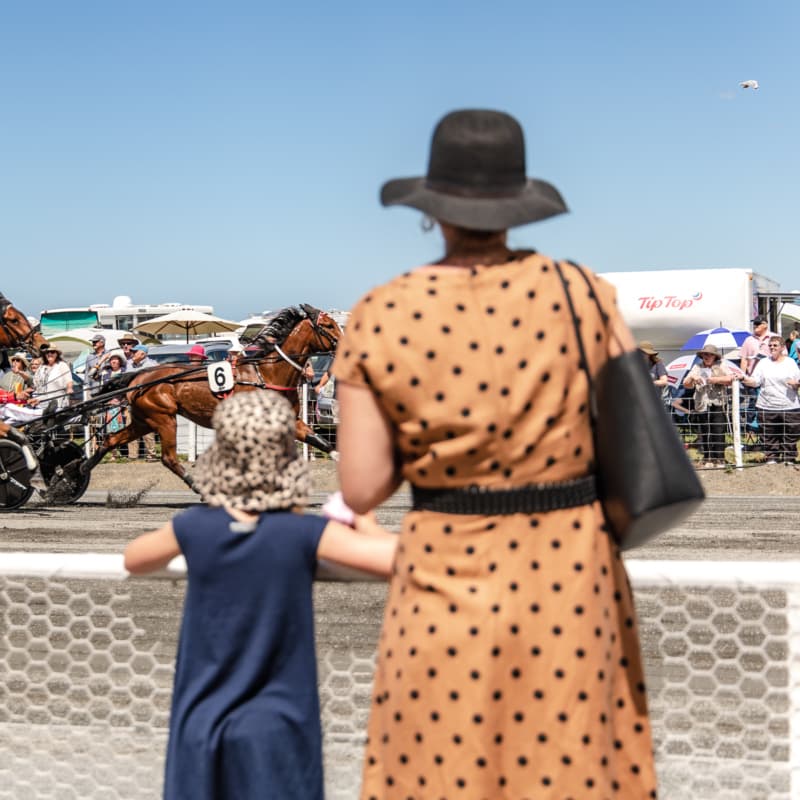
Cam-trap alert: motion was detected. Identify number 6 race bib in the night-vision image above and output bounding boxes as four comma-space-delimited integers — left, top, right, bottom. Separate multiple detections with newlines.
208, 361, 234, 397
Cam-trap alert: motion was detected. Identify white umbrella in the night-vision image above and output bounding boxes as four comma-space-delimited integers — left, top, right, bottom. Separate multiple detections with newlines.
135, 310, 241, 343
665, 354, 698, 388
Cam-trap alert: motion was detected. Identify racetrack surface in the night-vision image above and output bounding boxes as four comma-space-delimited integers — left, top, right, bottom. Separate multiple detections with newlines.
2, 494, 800, 558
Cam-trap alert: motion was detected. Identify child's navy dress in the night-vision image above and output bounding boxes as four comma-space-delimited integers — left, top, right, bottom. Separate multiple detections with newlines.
164, 505, 327, 800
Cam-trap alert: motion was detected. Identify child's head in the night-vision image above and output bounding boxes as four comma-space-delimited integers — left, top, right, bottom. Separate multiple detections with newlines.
193, 391, 310, 512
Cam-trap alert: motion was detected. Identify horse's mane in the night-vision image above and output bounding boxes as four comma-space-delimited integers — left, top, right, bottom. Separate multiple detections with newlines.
252, 306, 304, 349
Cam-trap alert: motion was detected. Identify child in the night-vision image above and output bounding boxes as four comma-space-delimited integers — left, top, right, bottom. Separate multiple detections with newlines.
124, 391, 396, 800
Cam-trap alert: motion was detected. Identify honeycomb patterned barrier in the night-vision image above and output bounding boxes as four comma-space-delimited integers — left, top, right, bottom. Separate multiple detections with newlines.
2, 555, 799, 800
628, 560, 800, 800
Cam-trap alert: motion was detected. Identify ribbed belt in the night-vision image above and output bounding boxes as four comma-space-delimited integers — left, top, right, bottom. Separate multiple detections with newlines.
411, 475, 598, 515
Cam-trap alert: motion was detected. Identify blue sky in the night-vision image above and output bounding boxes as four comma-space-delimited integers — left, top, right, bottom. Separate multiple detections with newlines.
2, 1, 798, 323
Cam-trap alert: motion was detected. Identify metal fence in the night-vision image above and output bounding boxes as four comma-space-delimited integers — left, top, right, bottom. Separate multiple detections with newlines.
74, 380, 799, 467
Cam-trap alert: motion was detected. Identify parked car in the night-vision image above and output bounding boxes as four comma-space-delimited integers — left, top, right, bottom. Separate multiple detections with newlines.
191, 335, 243, 351
147, 342, 231, 364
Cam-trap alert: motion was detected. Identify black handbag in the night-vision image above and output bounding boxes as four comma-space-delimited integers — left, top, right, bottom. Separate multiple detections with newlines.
554, 261, 705, 550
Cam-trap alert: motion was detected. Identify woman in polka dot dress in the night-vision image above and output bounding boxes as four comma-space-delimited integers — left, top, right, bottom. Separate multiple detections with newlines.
333, 110, 658, 799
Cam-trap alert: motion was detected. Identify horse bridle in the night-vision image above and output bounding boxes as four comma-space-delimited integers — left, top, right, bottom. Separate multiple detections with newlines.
299, 304, 340, 351
0, 295, 42, 355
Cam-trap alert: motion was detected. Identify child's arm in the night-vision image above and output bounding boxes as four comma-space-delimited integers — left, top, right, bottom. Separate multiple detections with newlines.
316, 515, 397, 577
124, 521, 181, 575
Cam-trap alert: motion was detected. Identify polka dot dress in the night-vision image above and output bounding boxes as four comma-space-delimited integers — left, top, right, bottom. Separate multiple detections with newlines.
333, 254, 658, 799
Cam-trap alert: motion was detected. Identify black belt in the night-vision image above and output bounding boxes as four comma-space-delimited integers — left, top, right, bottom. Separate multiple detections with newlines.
411, 476, 598, 515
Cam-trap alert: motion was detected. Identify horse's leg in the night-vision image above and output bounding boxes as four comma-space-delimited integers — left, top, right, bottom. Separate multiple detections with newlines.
146, 412, 196, 490
295, 418, 334, 455
82, 418, 152, 473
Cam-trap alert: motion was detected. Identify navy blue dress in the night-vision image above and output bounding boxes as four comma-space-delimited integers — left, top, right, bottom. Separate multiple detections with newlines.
164, 506, 327, 800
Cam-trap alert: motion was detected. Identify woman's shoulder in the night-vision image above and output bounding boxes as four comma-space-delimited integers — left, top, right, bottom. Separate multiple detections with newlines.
349, 272, 421, 308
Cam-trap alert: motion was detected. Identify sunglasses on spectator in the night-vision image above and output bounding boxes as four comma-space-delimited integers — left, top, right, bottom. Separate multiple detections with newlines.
768, 344, 783, 349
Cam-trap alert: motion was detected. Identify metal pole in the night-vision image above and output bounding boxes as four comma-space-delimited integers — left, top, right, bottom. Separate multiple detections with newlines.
83, 384, 93, 458
732, 380, 743, 469
188, 421, 197, 463
302, 382, 309, 461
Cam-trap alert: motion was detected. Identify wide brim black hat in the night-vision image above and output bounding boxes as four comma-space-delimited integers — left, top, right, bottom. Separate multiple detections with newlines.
380, 109, 568, 231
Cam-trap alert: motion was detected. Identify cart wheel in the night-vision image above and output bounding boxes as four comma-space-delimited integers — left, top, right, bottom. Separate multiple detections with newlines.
0, 439, 35, 510
40, 441, 91, 505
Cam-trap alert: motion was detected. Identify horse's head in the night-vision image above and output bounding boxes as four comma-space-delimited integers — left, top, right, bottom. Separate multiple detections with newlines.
299, 304, 342, 354
0, 294, 49, 355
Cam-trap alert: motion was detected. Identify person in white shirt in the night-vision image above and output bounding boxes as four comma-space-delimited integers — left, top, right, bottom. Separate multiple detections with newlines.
28, 346, 74, 411
2, 347, 74, 425
743, 335, 800, 464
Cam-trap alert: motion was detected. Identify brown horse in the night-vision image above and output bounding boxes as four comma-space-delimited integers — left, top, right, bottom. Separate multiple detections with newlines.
0, 292, 52, 446
83, 304, 342, 488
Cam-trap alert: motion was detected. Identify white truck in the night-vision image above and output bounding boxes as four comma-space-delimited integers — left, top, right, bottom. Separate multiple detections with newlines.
599, 268, 799, 361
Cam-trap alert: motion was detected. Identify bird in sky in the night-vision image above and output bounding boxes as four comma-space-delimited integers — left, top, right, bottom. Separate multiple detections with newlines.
740, 80, 759, 90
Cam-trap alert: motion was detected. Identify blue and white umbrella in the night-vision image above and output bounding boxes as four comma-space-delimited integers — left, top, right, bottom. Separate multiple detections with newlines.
680, 327, 751, 352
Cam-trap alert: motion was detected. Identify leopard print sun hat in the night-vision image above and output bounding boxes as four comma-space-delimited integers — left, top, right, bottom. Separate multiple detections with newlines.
192, 391, 311, 512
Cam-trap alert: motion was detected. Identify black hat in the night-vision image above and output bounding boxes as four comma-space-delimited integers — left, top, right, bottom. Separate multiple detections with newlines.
752, 315, 767, 326
380, 109, 568, 231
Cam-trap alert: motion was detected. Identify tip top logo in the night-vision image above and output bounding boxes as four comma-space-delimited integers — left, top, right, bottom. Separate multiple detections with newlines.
638, 292, 703, 311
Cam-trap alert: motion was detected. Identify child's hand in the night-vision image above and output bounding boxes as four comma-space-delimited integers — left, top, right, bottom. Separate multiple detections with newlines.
322, 491, 356, 526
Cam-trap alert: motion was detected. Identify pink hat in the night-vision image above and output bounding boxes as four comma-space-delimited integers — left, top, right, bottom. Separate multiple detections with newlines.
188, 344, 207, 359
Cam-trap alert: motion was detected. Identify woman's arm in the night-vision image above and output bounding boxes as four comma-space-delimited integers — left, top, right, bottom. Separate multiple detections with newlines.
710, 371, 735, 386
742, 364, 762, 388
316, 516, 397, 577
124, 521, 181, 574
314, 371, 330, 394
336, 381, 402, 513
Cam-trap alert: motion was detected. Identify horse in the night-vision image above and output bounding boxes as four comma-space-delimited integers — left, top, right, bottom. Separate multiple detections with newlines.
0, 292, 52, 446
83, 304, 342, 489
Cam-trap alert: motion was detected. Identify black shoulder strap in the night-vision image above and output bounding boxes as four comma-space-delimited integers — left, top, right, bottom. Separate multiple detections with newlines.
553, 260, 608, 430
565, 259, 611, 330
